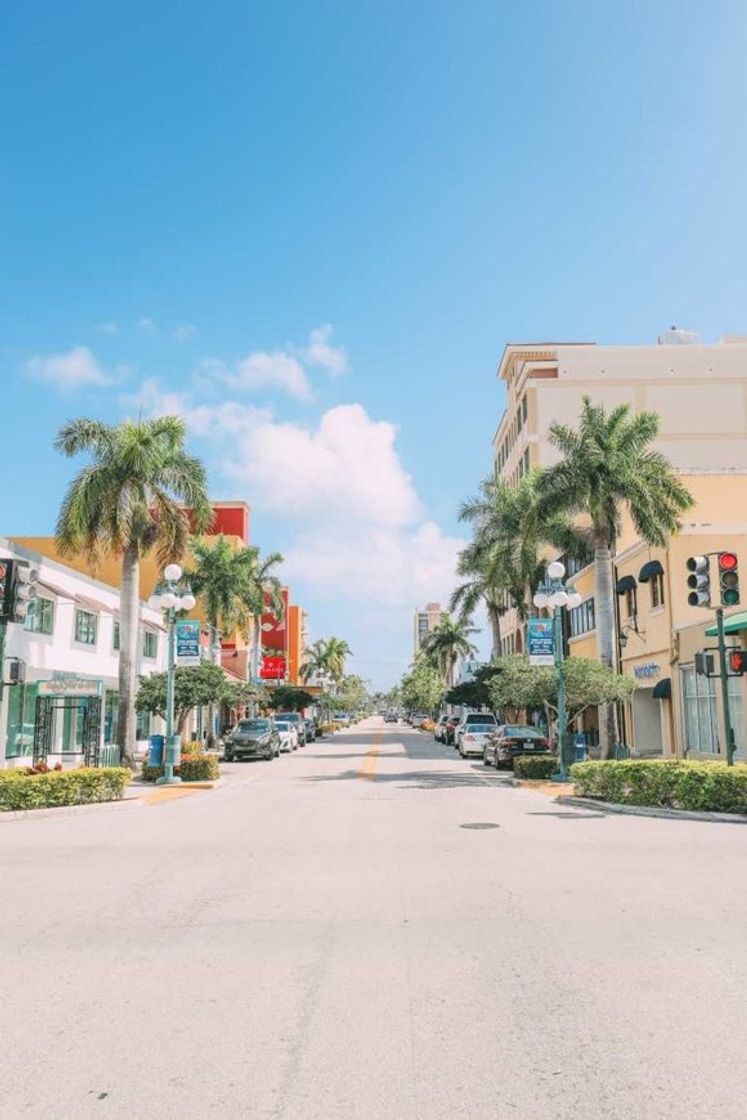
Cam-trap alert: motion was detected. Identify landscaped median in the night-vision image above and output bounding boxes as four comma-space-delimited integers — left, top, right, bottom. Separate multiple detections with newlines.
141, 741, 220, 783
569, 759, 747, 816
0, 767, 132, 812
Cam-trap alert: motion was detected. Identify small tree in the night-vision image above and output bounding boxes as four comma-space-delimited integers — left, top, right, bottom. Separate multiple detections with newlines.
266, 686, 314, 712
400, 658, 444, 715
136, 662, 226, 737
444, 665, 501, 710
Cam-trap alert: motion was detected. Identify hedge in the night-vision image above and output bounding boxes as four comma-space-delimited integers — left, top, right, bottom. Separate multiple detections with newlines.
570, 760, 747, 815
0, 767, 131, 812
514, 755, 558, 780
141, 753, 220, 783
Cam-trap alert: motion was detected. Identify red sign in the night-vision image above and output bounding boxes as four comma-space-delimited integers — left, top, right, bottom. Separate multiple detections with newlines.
260, 655, 286, 680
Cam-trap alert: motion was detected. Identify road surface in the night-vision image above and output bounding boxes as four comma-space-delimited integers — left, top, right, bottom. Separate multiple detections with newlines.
2, 717, 747, 1119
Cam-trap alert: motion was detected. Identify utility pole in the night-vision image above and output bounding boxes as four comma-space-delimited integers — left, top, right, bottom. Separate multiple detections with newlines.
715, 608, 736, 766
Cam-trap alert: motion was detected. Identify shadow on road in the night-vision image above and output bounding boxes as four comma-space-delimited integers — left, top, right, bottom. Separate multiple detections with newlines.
302, 768, 514, 791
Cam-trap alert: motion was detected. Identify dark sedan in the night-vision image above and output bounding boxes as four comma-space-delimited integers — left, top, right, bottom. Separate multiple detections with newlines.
483, 724, 552, 769
224, 718, 279, 762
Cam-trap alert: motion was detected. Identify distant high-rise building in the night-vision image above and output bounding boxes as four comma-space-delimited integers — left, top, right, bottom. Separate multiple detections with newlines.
413, 602, 443, 656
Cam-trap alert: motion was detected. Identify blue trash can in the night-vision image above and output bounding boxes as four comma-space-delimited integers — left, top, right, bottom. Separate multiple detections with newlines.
148, 734, 165, 766
575, 733, 587, 764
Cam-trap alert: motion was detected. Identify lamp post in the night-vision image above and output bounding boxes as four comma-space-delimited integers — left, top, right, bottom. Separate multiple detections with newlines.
533, 561, 582, 780
152, 563, 196, 786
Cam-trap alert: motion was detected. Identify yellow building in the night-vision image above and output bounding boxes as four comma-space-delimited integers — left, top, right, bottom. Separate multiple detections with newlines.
492, 333, 747, 759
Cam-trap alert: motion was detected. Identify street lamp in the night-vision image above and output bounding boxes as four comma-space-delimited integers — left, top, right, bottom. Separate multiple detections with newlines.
152, 563, 196, 785
533, 561, 582, 780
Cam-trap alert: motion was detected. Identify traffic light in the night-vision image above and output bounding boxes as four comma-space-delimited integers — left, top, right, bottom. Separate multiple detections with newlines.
0, 560, 11, 620
718, 552, 740, 607
687, 555, 711, 607
8, 562, 37, 624
729, 649, 747, 675
695, 651, 715, 676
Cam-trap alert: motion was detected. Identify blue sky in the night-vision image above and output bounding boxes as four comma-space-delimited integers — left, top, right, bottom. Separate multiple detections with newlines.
2, 2, 747, 687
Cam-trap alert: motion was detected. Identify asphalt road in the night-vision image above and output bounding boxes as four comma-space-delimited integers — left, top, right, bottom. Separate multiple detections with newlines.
3, 717, 747, 1120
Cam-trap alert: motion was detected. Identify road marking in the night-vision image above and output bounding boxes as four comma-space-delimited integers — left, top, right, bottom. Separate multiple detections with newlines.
358, 735, 382, 781
143, 787, 204, 806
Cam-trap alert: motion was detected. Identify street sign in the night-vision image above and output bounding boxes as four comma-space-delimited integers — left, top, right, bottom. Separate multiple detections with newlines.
175, 620, 201, 666
528, 617, 555, 666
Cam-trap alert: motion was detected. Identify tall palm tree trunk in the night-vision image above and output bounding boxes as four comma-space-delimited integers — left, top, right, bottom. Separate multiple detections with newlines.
118, 545, 140, 769
594, 536, 619, 758
206, 620, 218, 749
488, 605, 501, 661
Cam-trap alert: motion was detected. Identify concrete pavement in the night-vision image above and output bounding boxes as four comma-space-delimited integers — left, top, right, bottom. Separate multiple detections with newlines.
2, 717, 747, 1119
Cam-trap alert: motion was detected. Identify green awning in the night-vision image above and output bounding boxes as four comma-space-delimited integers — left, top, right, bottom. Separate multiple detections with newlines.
638, 559, 664, 583
616, 574, 637, 594
705, 610, 747, 636
652, 678, 671, 700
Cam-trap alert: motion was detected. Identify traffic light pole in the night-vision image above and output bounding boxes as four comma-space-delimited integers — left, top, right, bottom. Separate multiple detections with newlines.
715, 608, 736, 767
0, 618, 5, 701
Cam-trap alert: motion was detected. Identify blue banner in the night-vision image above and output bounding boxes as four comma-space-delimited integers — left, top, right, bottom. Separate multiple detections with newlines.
175, 620, 201, 666
527, 617, 555, 666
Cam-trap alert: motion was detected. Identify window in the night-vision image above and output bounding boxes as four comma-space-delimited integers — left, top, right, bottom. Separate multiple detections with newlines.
680, 665, 719, 754
522, 395, 528, 424
136, 707, 150, 741
650, 572, 665, 609
113, 621, 120, 651
565, 555, 587, 578
623, 586, 637, 620
74, 609, 97, 645
569, 598, 596, 637
5, 682, 38, 758
25, 597, 54, 635
522, 447, 530, 475
104, 691, 119, 745
142, 630, 158, 659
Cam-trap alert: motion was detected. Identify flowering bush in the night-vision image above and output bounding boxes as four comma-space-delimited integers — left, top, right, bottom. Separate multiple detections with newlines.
0, 768, 131, 811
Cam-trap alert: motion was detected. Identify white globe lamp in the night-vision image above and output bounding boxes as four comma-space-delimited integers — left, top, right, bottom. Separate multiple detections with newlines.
566, 592, 583, 610
160, 591, 178, 610
164, 563, 183, 583
549, 590, 569, 608
533, 591, 549, 609
547, 560, 566, 581
180, 593, 196, 612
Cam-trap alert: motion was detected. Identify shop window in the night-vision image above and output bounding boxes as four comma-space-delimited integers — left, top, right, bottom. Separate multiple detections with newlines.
5, 683, 38, 758
25, 597, 54, 635
104, 691, 119, 745
142, 630, 158, 659
680, 665, 719, 754
75, 609, 97, 646
650, 572, 665, 609
136, 707, 151, 741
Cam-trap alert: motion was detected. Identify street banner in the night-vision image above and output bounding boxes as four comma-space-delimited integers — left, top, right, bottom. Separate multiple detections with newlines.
261, 654, 286, 680
175, 620, 201, 666
528, 617, 555, 666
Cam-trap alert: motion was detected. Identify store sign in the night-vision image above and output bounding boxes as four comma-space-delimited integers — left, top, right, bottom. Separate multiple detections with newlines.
260, 655, 286, 680
634, 662, 661, 680
176, 620, 201, 666
39, 678, 99, 696
528, 617, 555, 666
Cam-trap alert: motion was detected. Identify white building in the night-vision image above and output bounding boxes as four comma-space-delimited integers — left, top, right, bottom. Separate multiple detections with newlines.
0, 539, 167, 770
413, 602, 444, 656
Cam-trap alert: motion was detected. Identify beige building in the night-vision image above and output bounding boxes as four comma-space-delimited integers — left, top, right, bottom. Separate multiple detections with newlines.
492, 331, 747, 758
413, 602, 444, 656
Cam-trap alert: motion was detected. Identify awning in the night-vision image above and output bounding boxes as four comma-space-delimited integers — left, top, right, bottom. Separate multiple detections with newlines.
616, 574, 637, 594
705, 610, 747, 636
652, 678, 672, 700
638, 559, 664, 583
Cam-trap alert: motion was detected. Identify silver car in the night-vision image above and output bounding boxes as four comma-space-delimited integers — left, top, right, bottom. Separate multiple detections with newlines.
274, 720, 299, 753
458, 720, 499, 758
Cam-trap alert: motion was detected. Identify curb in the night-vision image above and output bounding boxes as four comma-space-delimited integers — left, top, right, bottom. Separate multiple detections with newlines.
557, 795, 747, 825
0, 798, 143, 823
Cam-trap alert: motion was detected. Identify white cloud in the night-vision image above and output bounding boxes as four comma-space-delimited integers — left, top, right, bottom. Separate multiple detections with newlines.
200, 350, 312, 401
96, 321, 119, 335
174, 323, 197, 341
25, 346, 112, 391
305, 324, 348, 376
138, 317, 156, 333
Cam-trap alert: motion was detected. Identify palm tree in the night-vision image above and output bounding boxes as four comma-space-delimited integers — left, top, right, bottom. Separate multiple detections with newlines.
299, 639, 329, 685
55, 417, 212, 767
245, 549, 284, 687
421, 614, 479, 687
453, 471, 587, 656
324, 637, 352, 683
300, 637, 352, 722
185, 535, 261, 745
539, 397, 694, 756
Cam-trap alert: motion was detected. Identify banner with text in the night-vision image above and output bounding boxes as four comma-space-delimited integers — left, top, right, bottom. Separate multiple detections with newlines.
528, 617, 555, 666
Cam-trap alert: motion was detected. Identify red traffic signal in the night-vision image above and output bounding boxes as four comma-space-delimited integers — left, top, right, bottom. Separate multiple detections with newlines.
729, 650, 747, 675
719, 552, 738, 571
718, 552, 740, 607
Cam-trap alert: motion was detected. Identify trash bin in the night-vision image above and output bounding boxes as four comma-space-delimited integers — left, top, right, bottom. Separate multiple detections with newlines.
148, 734, 165, 766
574, 733, 587, 764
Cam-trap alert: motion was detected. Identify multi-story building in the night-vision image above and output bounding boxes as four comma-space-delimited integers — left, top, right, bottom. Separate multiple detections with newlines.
0, 538, 168, 769
413, 602, 443, 656
492, 331, 747, 759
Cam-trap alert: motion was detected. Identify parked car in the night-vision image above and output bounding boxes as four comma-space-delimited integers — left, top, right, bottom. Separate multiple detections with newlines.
384, 711, 398, 723
434, 716, 448, 742
458, 721, 499, 759
483, 724, 552, 768
275, 712, 307, 745
443, 715, 461, 745
455, 712, 497, 751
274, 720, 299, 752
224, 718, 280, 762
304, 718, 316, 743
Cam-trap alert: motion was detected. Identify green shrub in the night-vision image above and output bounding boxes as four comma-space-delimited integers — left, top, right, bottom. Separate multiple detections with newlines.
514, 755, 558, 780
141, 753, 220, 783
569, 760, 747, 815
0, 767, 131, 812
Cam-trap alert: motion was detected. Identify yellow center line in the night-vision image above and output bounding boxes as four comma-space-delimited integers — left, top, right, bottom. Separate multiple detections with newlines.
358, 733, 383, 781
143, 787, 204, 806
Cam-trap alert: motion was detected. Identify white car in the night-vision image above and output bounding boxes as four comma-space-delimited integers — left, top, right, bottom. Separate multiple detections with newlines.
458, 717, 499, 758
274, 720, 299, 752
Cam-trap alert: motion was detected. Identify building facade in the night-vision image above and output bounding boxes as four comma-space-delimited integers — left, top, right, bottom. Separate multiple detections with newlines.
492, 332, 747, 759
0, 540, 168, 769
413, 602, 444, 656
